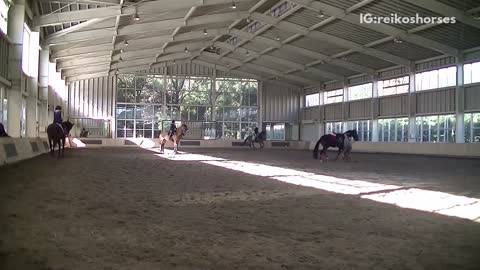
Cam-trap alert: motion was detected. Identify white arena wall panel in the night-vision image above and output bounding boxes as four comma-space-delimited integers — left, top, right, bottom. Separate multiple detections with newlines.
378, 94, 409, 117
415, 88, 456, 115
465, 84, 480, 112
262, 82, 301, 123
347, 99, 371, 120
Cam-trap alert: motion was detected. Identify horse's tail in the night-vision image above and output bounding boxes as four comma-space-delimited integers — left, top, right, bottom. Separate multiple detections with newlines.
313, 137, 322, 159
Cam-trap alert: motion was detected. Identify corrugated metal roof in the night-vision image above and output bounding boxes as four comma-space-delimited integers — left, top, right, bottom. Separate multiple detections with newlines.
313, 63, 358, 77
316, 20, 388, 45
435, 0, 480, 11
318, 0, 364, 10
373, 41, 442, 61
192, 0, 256, 17
260, 28, 299, 42
344, 52, 394, 70
269, 49, 317, 64
252, 58, 292, 72
290, 36, 346, 56
416, 23, 480, 50
284, 7, 331, 29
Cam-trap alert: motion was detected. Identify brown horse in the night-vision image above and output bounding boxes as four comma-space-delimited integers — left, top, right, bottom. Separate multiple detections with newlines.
158, 124, 188, 154
47, 121, 74, 158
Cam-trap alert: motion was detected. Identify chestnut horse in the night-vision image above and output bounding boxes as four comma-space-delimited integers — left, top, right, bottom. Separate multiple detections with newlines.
158, 124, 188, 154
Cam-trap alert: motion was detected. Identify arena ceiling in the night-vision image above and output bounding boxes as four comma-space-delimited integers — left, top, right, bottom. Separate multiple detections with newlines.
33, 0, 480, 86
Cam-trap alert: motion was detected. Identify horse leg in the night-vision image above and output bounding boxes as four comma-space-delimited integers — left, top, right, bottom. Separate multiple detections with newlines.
62, 137, 65, 157
160, 139, 165, 154
334, 148, 342, 161
173, 141, 178, 154
49, 139, 54, 156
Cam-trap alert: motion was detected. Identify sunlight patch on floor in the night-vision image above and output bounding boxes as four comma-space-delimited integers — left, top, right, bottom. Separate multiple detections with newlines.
151, 149, 480, 222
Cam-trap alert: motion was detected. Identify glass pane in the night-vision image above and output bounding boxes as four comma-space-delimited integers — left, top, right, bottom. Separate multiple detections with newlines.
136, 121, 144, 129
465, 113, 472, 143
144, 129, 152, 138
118, 75, 135, 88
125, 89, 135, 103
117, 130, 125, 138
117, 120, 125, 129
135, 105, 144, 119
144, 105, 154, 121
117, 89, 126, 102
116, 104, 126, 119
125, 105, 134, 119
223, 107, 239, 121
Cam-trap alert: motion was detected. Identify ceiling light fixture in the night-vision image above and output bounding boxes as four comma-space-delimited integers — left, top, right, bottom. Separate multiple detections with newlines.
318, 10, 325, 18
134, 12, 140, 21
184, 46, 189, 53
119, 56, 123, 61
203, 29, 208, 35
276, 35, 281, 41
120, 49, 124, 53
124, 40, 129, 46
393, 38, 403, 44
246, 16, 251, 23
246, 50, 250, 56
231, 1, 237, 9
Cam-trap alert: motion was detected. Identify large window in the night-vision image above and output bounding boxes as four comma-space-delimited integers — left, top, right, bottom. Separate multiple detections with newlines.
464, 112, 480, 143
378, 76, 409, 96
346, 120, 372, 141
305, 93, 319, 107
348, 83, 372, 101
21, 24, 39, 77
378, 118, 409, 142
265, 123, 285, 140
0, 85, 6, 129
324, 89, 343, 104
116, 75, 258, 139
214, 78, 258, 139
117, 75, 166, 138
416, 66, 456, 91
416, 114, 456, 143
0, 0, 9, 34
464, 61, 480, 85
325, 121, 342, 134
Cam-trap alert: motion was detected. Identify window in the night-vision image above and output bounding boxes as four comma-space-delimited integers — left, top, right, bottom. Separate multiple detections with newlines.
0, 0, 9, 34
464, 61, 480, 85
21, 24, 39, 77
378, 118, 409, 142
324, 89, 343, 104
348, 83, 372, 101
265, 123, 285, 140
305, 93, 319, 107
416, 66, 456, 91
464, 112, 480, 143
0, 86, 6, 129
416, 114, 456, 143
116, 75, 258, 139
378, 76, 409, 96
346, 120, 372, 141
325, 121, 342, 134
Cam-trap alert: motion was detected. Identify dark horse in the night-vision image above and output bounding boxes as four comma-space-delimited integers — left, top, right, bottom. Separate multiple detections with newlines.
0, 122, 9, 137
313, 129, 359, 161
243, 130, 267, 149
47, 121, 74, 158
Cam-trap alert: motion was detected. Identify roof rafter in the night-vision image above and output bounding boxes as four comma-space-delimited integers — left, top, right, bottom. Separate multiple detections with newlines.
288, 0, 459, 57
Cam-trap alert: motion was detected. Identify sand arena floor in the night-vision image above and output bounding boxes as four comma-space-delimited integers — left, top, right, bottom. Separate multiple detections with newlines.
1, 147, 480, 269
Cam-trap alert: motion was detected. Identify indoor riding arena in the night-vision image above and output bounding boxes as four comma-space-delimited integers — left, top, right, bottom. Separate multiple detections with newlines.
1, 1, 480, 269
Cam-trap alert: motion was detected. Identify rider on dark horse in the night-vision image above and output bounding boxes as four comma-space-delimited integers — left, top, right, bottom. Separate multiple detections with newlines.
168, 120, 177, 141
54, 106, 63, 125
